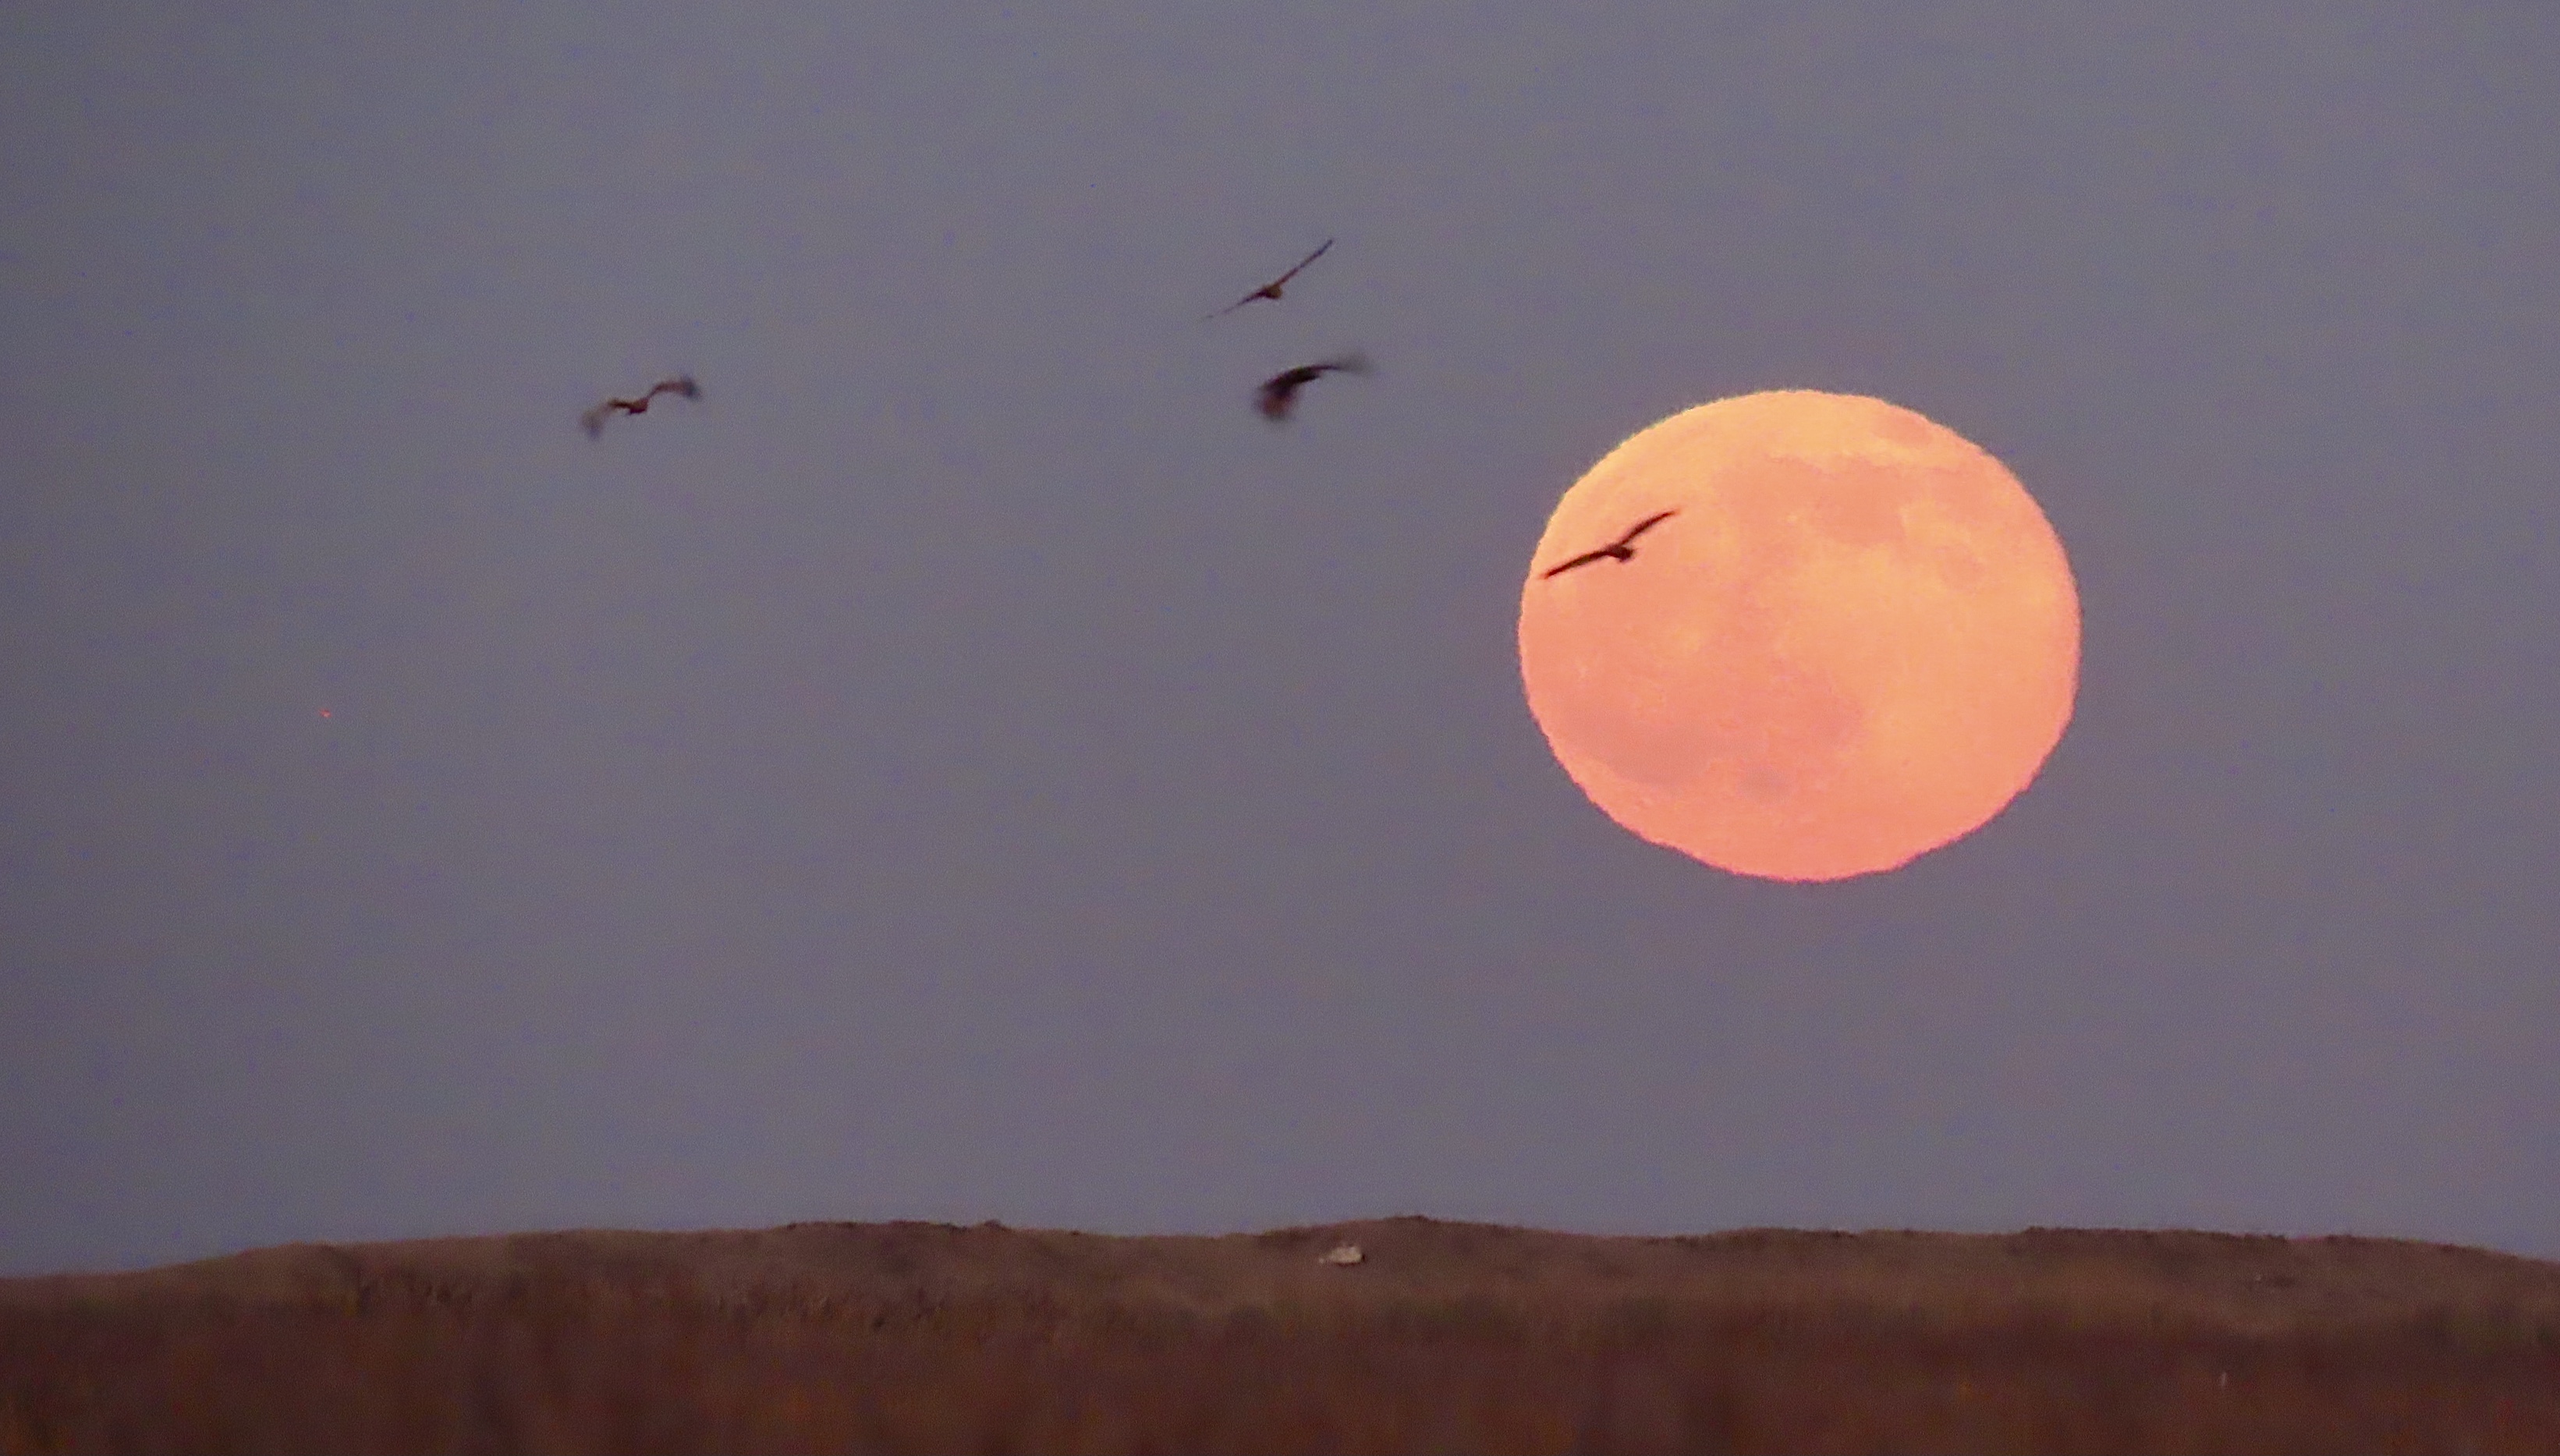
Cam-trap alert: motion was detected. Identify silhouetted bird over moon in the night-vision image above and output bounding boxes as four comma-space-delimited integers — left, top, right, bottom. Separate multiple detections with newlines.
1255, 353, 1369, 422
1205, 239, 1335, 320
580, 375, 702, 438
1540, 509, 1679, 579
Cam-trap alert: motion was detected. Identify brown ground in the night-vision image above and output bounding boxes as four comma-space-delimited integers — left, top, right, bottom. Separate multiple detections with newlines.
5, 1217, 2558, 1454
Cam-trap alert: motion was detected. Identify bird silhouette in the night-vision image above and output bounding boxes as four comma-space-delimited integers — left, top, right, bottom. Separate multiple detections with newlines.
1540, 509, 1679, 579
580, 374, 702, 438
1254, 352, 1369, 421
1205, 239, 1335, 320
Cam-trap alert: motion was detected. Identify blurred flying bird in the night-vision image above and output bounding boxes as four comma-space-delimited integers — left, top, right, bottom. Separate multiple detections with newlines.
1254, 353, 1369, 422
1206, 239, 1335, 320
580, 375, 701, 438
1541, 510, 1679, 579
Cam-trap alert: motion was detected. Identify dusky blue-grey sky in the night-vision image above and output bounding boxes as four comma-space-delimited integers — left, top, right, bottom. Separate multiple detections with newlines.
5, 5, 2555, 1276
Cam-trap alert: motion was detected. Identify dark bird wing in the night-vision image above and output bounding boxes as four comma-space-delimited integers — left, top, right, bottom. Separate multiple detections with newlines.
1207, 237, 1335, 319
583, 377, 699, 435
1254, 352, 1369, 420
1541, 548, 1617, 579
1542, 511, 1679, 578
1268, 237, 1333, 290
1255, 367, 1318, 420
1614, 508, 1679, 548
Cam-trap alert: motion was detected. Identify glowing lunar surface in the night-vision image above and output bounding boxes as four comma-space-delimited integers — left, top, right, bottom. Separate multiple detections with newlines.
1518, 391, 2079, 881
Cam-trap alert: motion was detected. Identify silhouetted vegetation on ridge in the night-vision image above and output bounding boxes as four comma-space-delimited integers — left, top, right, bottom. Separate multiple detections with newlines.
5, 1218, 2558, 1454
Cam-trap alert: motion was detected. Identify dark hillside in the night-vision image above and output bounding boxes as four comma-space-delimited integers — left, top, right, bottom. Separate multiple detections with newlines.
5, 1219, 2557, 1454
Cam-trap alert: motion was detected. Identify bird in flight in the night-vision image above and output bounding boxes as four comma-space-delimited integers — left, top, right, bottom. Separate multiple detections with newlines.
1541, 509, 1679, 579
1255, 352, 1369, 422
580, 374, 702, 438
1205, 238, 1335, 320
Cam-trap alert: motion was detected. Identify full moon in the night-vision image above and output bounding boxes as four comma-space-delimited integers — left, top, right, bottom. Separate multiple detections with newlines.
1518, 390, 2079, 881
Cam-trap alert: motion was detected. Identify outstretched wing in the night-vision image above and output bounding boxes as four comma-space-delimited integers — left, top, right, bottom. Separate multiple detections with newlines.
1205, 237, 1335, 319
1207, 282, 1275, 320
1268, 237, 1333, 290
1256, 353, 1370, 420
652, 374, 701, 401
1541, 509, 1677, 577
1615, 508, 1678, 548
580, 403, 612, 438
1541, 548, 1615, 580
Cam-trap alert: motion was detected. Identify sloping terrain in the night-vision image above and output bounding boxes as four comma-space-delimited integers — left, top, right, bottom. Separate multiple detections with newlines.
5, 1218, 2557, 1454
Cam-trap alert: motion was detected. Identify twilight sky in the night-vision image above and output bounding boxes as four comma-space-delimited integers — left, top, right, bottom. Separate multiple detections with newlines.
5, 5, 2556, 1276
